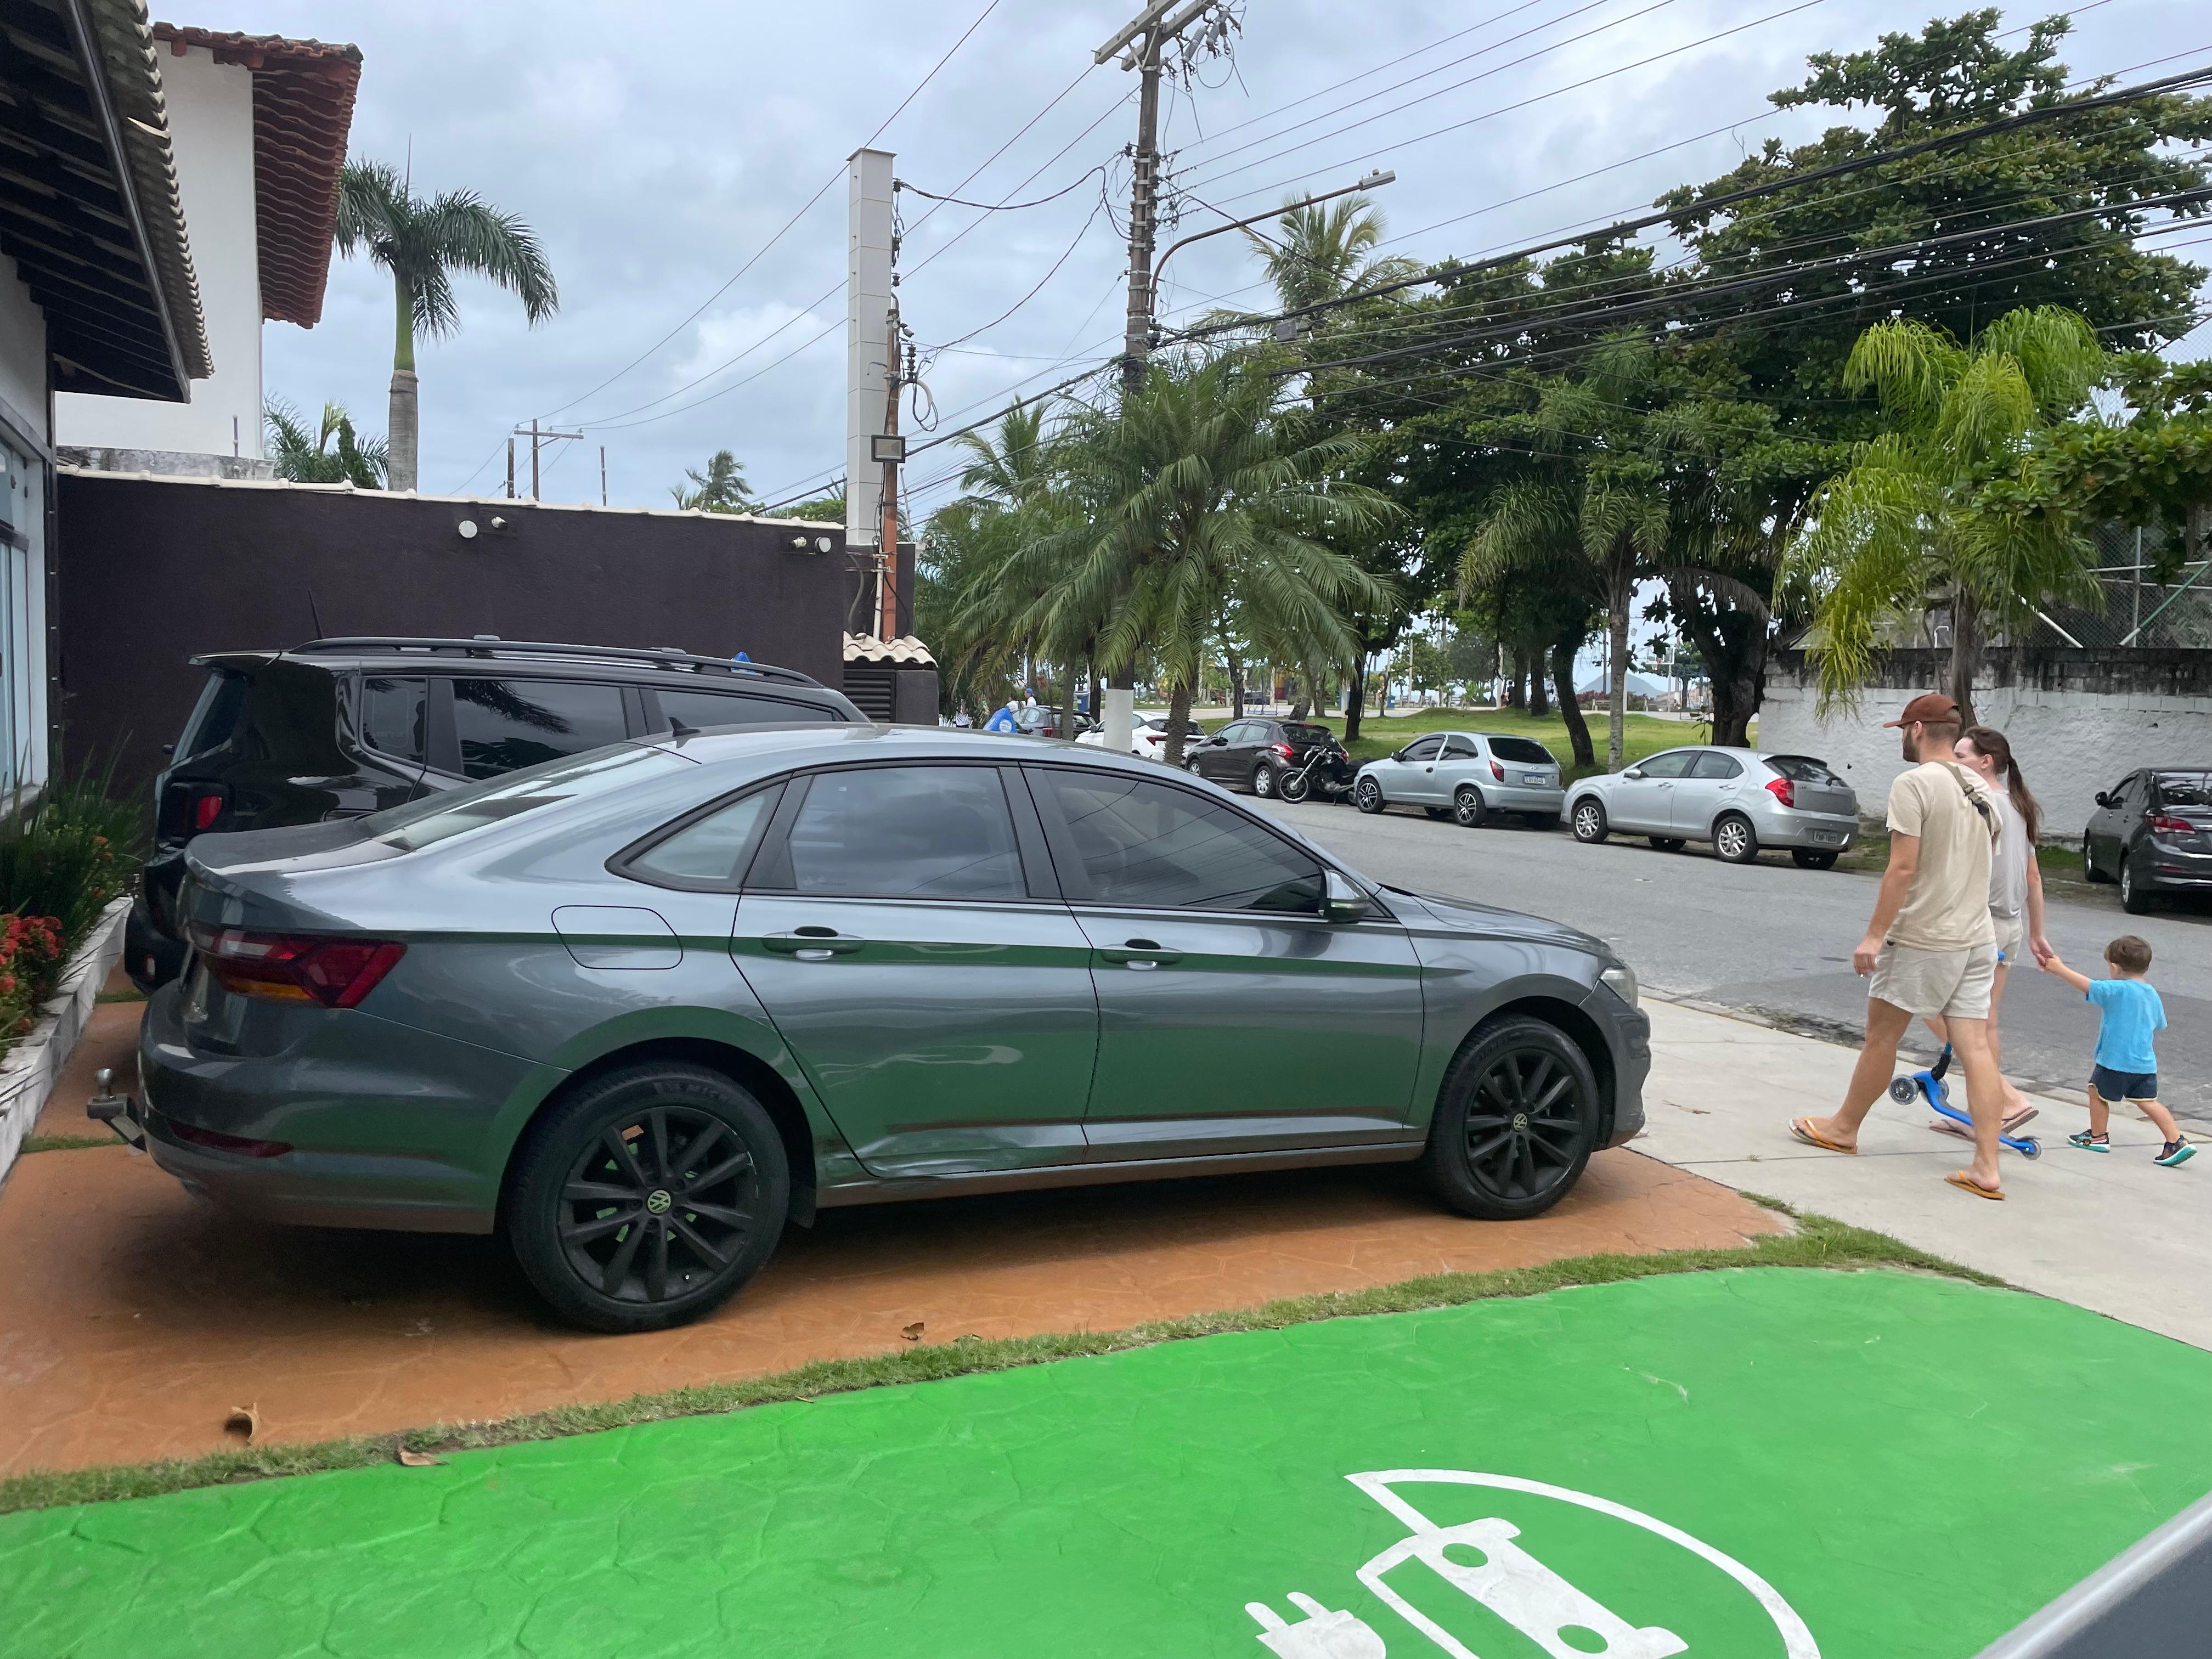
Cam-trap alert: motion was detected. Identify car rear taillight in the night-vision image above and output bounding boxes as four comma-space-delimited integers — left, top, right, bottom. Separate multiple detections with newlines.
1272, 743, 1296, 760
1489, 759, 1506, 781
1765, 777, 1796, 808
193, 790, 227, 831
188, 924, 406, 1008
2149, 814, 2196, 836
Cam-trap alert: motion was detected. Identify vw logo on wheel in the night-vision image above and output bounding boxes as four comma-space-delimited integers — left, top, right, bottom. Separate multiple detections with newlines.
1243, 1470, 1818, 1658
645, 1189, 674, 1216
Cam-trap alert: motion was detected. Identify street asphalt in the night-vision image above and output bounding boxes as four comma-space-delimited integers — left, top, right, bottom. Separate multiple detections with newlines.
1259, 795, 2212, 1122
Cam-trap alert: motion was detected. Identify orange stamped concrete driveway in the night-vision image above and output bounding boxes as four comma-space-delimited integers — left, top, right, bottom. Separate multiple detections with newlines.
2, 1026, 1781, 1476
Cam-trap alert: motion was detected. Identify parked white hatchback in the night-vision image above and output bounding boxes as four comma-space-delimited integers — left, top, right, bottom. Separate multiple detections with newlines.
1562, 746, 1859, 867
1076, 714, 1204, 761
1354, 732, 1565, 827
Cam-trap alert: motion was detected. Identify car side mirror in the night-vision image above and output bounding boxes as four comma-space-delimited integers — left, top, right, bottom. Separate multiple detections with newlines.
1207, 735, 1227, 746
1623, 766, 1645, 780
2094, 791, 2113, 808
1323, 870, 1369, 923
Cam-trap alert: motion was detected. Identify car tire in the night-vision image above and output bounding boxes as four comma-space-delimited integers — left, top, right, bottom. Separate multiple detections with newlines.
1184, 755, 1204, 775
1570, 797, 1608, 843
1792, 848, 1839, 870
1647, 837, 1685, 852
1355, 777, 1386, 814
1453, 786, 1488, 828
2119, 855, 2157, 915
1714, 813, 1759, 864
1421, 1015, 1601, 1222
1251, 762, 1276, 798
506, 1062, 791, 1334
2082, 833, 2111, 882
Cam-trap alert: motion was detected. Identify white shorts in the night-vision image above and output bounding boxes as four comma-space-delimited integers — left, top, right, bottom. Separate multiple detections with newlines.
1870, 941, 1998, 1020
1991, 915, 2023, 964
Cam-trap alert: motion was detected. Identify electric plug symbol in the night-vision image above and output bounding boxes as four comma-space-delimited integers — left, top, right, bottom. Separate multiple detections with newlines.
1247, 1592, 1387, 1657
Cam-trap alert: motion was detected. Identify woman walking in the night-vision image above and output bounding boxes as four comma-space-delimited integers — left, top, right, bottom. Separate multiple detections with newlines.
1924, 725, 2051, 1129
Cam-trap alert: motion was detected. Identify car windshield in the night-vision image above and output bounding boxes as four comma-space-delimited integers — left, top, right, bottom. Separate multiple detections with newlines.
2156, 772, 2212, 809
1766, 755, 1845, 786
1487, 737, 1554, 764
1283, 724, 1334, 745
365, 743, 693, 852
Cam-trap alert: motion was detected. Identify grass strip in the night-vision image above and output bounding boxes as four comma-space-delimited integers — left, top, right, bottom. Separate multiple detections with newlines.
0, 1204, 1995, 1517
18, 1133, 115, 1153
95, 988, 148, 1005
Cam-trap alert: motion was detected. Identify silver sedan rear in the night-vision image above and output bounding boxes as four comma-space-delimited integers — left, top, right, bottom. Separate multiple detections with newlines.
1561, 746, 1859, 867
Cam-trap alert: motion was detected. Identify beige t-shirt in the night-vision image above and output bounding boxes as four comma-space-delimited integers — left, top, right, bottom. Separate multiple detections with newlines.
1886, 761, 2000, 951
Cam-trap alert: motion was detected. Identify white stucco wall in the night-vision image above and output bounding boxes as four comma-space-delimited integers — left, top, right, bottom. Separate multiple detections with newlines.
1760, 678, 2212, 842
54, 43, 261, 460
0, 253, 47, 437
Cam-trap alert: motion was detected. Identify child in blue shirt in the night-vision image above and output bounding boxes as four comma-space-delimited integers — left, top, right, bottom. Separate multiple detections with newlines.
2041, 934, 2193, 1166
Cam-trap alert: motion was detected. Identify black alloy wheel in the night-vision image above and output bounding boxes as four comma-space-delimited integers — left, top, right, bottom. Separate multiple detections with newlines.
1355, 777, 1386, 814
1252, 761, 1277, 798
1423, 1016, 1601, 1221
507, 1063, 789, 1333
2082, 833, 2111, 883
1570, 798, 1608, 843
1793, 848, 1839, 870
1647, 837, 1685, 852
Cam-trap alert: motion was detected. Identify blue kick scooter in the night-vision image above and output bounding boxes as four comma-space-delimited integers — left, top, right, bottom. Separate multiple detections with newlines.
1888, 1045, 2041, 1158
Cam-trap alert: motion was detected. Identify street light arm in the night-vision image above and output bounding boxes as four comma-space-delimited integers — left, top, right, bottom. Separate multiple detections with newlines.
1152, 171, 1396, 283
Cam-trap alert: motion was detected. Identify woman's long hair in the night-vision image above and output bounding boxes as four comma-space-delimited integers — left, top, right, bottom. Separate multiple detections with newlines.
1961, 725, 2040, 843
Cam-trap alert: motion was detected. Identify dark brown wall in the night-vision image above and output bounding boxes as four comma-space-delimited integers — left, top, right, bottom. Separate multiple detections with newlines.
55, 475, 860, 791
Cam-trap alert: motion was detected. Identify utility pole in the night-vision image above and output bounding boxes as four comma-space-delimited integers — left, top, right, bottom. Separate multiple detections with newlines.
511, 421, 584, 501
878, 324, 904, 642
505, 436, 515, 499
600, 445, 608, 507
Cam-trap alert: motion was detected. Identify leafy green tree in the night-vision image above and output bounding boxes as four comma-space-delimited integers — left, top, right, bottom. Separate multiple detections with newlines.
335, 160, 558, 491
672, 450, 755, 512
1790, 306, 2109, 721
264, 399, 386, 488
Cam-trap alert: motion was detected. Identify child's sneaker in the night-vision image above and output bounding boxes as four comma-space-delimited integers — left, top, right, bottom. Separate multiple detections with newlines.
2155, 1138, 2196, 1168
2068, 1131, 2110, 1153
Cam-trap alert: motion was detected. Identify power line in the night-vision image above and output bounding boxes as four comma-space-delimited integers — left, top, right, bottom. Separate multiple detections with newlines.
897, 168, 1106, 211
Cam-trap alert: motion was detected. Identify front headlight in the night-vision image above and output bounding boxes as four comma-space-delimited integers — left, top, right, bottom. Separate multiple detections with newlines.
1600, 963, 1639, 1009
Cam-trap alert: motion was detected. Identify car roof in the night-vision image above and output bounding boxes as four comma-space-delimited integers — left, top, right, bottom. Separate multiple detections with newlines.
193, 638, 834, 696
637, 722, 1163, 780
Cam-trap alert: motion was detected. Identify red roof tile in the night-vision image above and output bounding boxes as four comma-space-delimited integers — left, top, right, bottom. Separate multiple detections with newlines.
154, 24, 362, 328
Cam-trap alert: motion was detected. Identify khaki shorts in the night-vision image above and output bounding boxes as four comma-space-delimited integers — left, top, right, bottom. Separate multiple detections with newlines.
1870, 941, 1998, 1020
1991, 915, 2024, 964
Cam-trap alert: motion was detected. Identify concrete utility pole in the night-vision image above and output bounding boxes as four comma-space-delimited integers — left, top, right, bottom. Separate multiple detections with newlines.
511, 421, 583, 501
847, 145, 899, 640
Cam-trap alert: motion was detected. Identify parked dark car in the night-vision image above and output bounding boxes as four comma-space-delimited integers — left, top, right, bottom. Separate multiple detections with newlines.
2083, 768, 2212, 913
126, 727, 1647, 1332
126, 636, 864, 991
1184, 718, 1349, 799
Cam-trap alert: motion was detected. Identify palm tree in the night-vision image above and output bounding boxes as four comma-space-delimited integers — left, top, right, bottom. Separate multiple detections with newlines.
673, 450, 754, 512
265, 399, 387, 488
1791, 306, 2107, 722
335, 160, 558, 492
1012, 353, 1397, 765
1242, 194, 1424, 318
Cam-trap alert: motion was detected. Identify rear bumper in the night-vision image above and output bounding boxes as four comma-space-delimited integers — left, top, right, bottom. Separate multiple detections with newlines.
137, 982, 540, 1233
1482, 784, 1565, 813
1754, 809, 1858, 850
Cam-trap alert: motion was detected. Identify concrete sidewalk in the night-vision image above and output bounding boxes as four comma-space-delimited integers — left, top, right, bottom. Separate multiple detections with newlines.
1638, 996, 2209, 1350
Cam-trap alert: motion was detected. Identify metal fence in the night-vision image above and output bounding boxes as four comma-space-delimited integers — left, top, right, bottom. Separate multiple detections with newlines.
2033, 521, 2212, 650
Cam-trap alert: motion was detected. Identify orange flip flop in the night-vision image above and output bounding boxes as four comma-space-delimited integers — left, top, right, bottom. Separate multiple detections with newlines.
1944, 1170, 2006, 1201
1789, 1118, 1857, 1154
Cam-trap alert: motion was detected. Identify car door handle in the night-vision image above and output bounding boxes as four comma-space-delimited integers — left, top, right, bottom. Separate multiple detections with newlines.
759, 932, 864, 960
1099, 939, 1181, 968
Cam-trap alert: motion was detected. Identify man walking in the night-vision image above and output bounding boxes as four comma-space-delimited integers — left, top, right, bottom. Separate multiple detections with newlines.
1791, 693, 2012, 1198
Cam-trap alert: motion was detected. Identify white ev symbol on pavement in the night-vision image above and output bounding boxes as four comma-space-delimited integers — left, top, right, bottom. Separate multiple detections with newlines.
1245, 1470, 1821, 1659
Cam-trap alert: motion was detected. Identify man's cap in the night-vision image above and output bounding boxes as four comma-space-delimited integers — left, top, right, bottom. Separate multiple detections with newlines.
1882, 692, 1961, 728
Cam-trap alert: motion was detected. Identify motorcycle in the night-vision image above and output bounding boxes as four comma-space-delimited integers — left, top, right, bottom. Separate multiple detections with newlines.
1278, 741, 1357, 804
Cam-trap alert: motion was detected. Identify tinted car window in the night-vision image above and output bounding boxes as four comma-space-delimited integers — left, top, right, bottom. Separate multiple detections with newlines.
1441, 735, 1479, 758
1282, 724, 1333, 746
358, 676, 427, 764
653, 688, 839, 731
1399, 735, 1444, 762
776, 766, 1024, 900
1690, 752, 1743, 780
454, 678, 629, 778
368, 746, 691, 853
1766, 754, 1843, 786
1032, 771, 1324, 914
628, 789, 778, 886
2156, 773, 2212, 809
1636, 751, 1696, 778
1488, 737, 1554, 764
176, 670, 249, 760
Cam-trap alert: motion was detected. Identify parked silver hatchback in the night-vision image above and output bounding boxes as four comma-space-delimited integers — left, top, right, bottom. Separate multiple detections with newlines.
1353, 731, 1565, 827
131, 727, 1650, 1333
1562, 747, 1859, 867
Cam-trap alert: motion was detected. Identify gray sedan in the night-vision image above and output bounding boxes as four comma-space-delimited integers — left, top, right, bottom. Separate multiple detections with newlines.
1562, 745, 1859, 867
131, 727, 1649, 1332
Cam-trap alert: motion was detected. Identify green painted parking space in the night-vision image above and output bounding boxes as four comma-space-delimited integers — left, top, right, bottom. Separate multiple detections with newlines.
5, 1267, 2210, 1658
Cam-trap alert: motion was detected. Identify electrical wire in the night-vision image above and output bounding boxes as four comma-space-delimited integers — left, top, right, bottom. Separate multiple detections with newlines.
897, 168, 1105, 211
921, 197, 1113, 354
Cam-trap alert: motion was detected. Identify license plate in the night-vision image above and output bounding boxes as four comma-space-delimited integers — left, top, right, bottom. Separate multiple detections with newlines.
1522, 774, 1548, 785
1807, 828, 1845, 844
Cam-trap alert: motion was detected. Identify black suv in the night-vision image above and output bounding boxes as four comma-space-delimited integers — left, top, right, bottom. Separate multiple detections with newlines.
1183, 718, 1350, 799
126, 636, 864, 990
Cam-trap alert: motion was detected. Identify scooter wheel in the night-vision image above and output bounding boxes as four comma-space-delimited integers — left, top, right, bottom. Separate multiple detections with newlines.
2019, 1138, 2041, 1160
1888, 1077, 1917, 1104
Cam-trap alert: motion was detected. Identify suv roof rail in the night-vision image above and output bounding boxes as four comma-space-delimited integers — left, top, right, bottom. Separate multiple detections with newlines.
286, 636, 821, 687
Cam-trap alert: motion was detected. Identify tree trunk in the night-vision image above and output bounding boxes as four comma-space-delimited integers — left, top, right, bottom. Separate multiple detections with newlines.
1223, 640, 1246, 719
1667, 572, 1767, 750
1344, 651, 1368, 741
1606, 577, 1631, 770
387, 277, 419, 493
1506, 653, 1527, 708
1948, 585, 1981, 727
1162, 678, 1197, 769
1528, 652, 1551, 716
1551, 639, 1594, 768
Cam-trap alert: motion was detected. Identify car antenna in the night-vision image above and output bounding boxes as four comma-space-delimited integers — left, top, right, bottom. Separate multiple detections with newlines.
306, 589, 326, 639
665, 715, 698, 744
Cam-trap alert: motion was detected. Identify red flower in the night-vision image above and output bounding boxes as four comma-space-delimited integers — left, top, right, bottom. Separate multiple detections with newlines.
1, 975, 17, 994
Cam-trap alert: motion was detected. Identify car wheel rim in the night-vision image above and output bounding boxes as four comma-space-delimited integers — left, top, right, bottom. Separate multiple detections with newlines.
1456, 792, 1479, 825
559, 1105, 758, 1306
2121, 861, 2132, 901
1718, 822, 1746, 857
1358, 782, 1379, 809
1255, 768, 1272, 795
1463, 1047, 1589, 1202
1575, 805, 1599, 837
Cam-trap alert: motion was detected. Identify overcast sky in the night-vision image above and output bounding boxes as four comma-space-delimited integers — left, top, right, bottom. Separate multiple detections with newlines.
221, 0, 2200, 517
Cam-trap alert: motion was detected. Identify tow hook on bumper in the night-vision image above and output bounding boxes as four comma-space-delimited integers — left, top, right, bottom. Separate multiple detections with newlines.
87, 1067, 145, 1149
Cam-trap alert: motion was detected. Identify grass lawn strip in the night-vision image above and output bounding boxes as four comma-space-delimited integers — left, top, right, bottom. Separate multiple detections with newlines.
0, 1204, 1980, 1515
5, 1257, 2209, 1659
